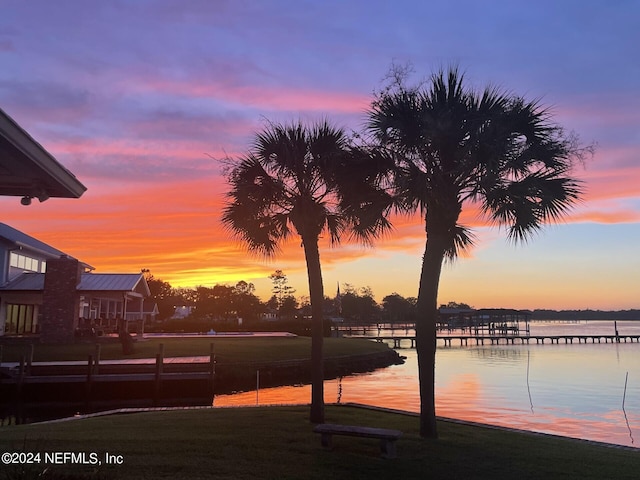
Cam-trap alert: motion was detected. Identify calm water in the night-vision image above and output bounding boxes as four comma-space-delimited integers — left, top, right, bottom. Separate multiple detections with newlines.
215, 321, 640, 448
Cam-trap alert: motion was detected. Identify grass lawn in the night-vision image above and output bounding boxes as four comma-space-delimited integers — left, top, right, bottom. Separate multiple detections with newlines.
0, 405, 638, 480
0, 337, 392, 363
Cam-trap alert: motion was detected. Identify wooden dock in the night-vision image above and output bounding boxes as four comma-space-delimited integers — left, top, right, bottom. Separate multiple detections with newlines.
365, 334, 640, 348
0, 347, 217, 407
0, 348, 403, 404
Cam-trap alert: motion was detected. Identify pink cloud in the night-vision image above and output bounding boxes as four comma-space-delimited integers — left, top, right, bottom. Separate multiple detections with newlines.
579, 166, 640, 202
49, 137, 209, 158
555, 99, 640, 126
129, 110, 256, 142
43, 137, 233, 182
133, 77, 370, 114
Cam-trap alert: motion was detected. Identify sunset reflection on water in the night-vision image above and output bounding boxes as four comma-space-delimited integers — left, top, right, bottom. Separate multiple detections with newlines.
215, 321, 640, 448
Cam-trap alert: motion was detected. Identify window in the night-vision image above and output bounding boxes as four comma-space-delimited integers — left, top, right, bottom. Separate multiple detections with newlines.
9, 252, 44, 273
5, 304, 37, 335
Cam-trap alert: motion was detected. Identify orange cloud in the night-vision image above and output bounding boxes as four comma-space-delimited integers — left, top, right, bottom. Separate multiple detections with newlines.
2, 130, 637, 304
570, 208, 640, 224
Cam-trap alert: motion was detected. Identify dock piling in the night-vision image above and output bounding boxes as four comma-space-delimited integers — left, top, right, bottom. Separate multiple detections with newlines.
17, 355, 25, 400
154, 344, 164, 405
94, 344, 101, 375
209, 343, 216, 397
27, 344, 34, 372
86, 354, 93, 407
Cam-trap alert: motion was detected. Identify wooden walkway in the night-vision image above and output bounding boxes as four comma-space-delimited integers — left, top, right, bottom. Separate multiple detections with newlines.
0, 354, 216, 391
365, 334, 640, 348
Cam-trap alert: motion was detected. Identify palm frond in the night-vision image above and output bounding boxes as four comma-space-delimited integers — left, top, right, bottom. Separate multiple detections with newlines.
367, 65, 586, 256
481, 169, 584, 243
222, 119, 394, 257
444, 225, 476, 261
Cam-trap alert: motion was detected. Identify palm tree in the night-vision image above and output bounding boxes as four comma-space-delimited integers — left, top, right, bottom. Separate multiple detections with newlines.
222, 120, 393, 423
367, 67, 585, 438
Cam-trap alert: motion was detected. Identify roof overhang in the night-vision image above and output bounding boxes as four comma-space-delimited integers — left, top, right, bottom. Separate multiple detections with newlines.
0, 108, 87, 202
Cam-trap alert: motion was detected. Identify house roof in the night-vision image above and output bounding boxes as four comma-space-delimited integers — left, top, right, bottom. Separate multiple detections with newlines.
0, 223, 94, 270
0, 222, 70, 259
78, 273, 148, 295
0, 107, 86, 201
0, 272, 150, 296
0, 272, 43, 290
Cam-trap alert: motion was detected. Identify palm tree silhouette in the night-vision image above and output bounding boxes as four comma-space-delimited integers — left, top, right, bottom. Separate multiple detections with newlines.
222, 120, 393, 423
367, 67, 585, 438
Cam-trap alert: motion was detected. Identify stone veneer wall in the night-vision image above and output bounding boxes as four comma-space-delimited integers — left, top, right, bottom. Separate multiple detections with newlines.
40, 256, 81, 343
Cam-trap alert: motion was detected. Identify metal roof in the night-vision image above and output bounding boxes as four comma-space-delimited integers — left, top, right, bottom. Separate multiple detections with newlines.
0, 272, 44, 290
0, 107, 86, 201
0, 272, 149, 295
78, 273, 146, 293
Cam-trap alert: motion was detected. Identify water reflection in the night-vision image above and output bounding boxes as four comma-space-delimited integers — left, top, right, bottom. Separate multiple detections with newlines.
216, 321, 640, 448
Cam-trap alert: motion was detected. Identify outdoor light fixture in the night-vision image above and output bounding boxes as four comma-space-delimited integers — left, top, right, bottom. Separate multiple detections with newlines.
36, 191, 50, 202
20, 188, 50, 206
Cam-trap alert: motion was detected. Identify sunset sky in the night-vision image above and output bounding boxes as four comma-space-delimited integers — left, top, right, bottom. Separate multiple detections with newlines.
1, 1, 638, 310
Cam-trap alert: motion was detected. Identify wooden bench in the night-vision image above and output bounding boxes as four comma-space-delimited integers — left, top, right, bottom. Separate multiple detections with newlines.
313, 423, 402, 458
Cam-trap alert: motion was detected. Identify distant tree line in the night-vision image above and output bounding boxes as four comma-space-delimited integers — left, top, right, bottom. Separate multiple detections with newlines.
531, 309, 640, 321
146, 272, 639, 329
145, 271, 433, 330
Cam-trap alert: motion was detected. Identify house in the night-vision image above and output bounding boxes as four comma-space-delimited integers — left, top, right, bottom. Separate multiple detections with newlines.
0, 223, 152, 342
0, 109, 154, 341
171, 304, 195, 320
260, 308, 278, 322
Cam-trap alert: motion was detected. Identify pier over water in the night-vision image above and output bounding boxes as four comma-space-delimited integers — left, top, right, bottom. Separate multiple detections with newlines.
369, 334, 640, 348
337, 311, 640, 348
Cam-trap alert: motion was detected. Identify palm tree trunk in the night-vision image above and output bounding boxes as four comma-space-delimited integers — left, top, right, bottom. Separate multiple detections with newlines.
415, 230, 447, 438
302, 235, 325, 424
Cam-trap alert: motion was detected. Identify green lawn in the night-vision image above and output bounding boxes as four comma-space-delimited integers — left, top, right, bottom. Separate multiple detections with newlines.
0, 337, 391, 363
0, 405, 638, 480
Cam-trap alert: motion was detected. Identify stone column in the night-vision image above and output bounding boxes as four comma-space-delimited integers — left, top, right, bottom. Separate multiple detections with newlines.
40, 256, 82, 343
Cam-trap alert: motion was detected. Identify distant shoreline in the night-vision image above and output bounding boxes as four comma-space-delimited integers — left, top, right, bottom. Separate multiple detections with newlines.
530, 310, 640, 321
